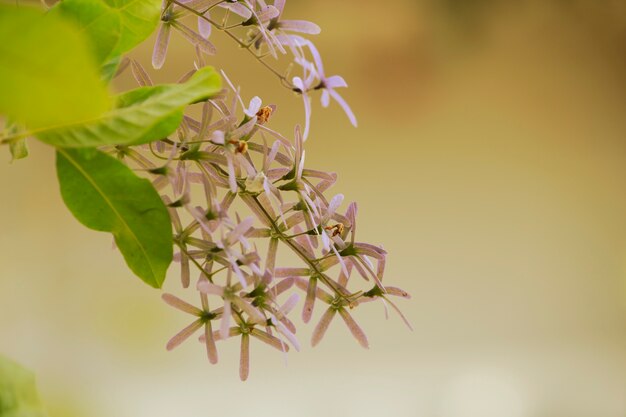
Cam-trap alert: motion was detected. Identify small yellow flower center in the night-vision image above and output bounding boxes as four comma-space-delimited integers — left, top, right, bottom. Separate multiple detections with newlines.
324, 223, 344, 237
229, 140, 248, 154
255, 106, 273, 125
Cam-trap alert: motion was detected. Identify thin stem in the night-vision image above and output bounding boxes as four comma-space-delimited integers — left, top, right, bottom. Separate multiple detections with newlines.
175, 240, 215, 283
169, 0, 294, 89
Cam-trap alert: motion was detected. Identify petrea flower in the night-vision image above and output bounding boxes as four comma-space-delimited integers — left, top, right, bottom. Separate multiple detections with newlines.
152, 0, 216, 69
118, 46, 410, 379
162, 293, 221, 363
306, 41, 357, 127
293, 278, 368, 348
266, 0, 321, 35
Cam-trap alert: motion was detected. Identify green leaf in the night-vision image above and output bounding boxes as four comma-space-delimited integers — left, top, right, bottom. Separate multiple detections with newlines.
51, 0, 123, 64
56, 148, 173, 288
101, 55, 125, 83
52, 0, 161, 63
0, 355, 48, 417
104, 0, 161, 57
9, 139, 28, 162
0, 5, 111, 129
38, 67, 222, 148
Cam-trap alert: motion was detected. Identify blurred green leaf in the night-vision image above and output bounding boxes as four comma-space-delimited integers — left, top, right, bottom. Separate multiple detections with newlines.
104, 0, 161, 57
52, 0, 161, 63
0, 5, 111, 129
9, 139, 28, 162
38, 67, 222, 147
51, 0, 123, 64
101, 55, 126, 83
0, 355, 48, 417
56, 148, 172, 288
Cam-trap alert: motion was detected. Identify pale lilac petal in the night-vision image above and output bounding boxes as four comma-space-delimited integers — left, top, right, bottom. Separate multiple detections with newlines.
306, 41, 324, 78
294, 277, 334, 303
321, 230, 330, 252
181, 252, 190, 288
256, 125, 292, 148
220, 2, 253, 19
204, 321, 219, 363
273, 316, 300, 351
166, 320, 203, 350
355, 242, 387, 259
256, 5, 279, 22
280, 292, 299, 315
273, 0, 285, 14
208, 326, 240, 342
230, 117, 257, 140
381, 297, 390, 319
152, 23, 171, 69
325, 75, 348, 89
292, 78, 311, 140
267, 140, 281, 167
130, 59, 153, 86
172, 21, 217, 55
328, 88, 357, 127
346, 202, 357, 244
239, 334, 250, 381
330, 243, 349, 278
266, 237, 278, 273
302, 169, 335, 181
211, 130, 225, 144
245, 96, 262, 117
231, 297, 265, 324
270, 277, 294, 297
275, 267, 310, 277
338, 308, 369, 349
385, 286, 411, 299
327, 194, 344, 218
198, 15, 212, 38
297, 150, 306, 180
226, 154, 238, 193
321, 89, 330, 107
197, 281, 225, 296
220, 301, 232, 339
302, 277, 317, 323
311, 308, 336, 347
162, 293, 203, 316
386, 297, 413, 331
250, 328, 288, 352
278, 20, 321, 34
228, 216, 255, 243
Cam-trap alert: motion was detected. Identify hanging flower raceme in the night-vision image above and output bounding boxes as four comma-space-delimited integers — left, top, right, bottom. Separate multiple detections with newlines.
108, 0, 413, 381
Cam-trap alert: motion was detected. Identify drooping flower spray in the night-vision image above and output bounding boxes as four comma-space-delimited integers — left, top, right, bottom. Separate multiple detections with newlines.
117, 0, 411, 380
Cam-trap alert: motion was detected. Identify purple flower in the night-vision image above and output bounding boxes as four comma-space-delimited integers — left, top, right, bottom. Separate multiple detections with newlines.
293, 278, 368, 348
152, 1, 216, 69
162, 293, 220, 363
267, 0, 321, 35
306, 41, 357, 127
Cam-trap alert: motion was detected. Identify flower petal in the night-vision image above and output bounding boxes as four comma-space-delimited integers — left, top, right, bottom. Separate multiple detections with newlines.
311, 308, 336, 347
152, 23, 171, 69
162, 293, 203, 316
239, 334, 250, 381
338, 308, 369, 349
278, 20, 321, 34
204, 321, 219, 364
166, 319, 203, 350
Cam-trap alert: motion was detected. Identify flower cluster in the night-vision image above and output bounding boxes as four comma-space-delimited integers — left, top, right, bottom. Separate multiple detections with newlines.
151, 0, 356, 138
115, 0, 410, 380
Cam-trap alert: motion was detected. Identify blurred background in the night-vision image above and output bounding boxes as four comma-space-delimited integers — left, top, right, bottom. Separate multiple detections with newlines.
2, 0, 626, 416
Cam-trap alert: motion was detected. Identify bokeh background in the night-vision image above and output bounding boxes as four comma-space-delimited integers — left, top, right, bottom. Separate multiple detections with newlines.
2, 1, 626, 416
